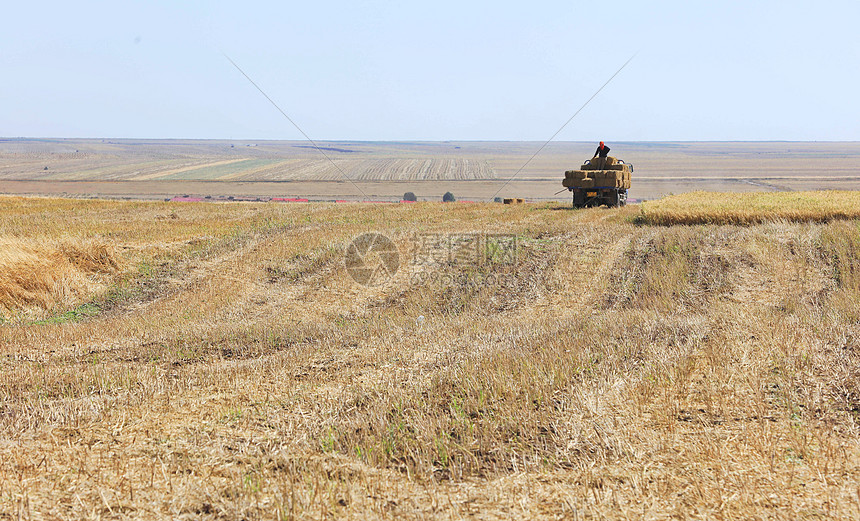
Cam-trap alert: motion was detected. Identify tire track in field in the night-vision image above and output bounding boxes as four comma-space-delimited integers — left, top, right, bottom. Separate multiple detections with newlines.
531, 229, 635, 317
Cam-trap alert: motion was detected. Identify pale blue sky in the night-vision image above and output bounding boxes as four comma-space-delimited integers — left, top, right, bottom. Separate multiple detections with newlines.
2, 1, 858, 141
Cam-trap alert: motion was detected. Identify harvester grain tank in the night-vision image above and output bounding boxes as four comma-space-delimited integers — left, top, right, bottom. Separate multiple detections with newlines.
562, 156, 632, 208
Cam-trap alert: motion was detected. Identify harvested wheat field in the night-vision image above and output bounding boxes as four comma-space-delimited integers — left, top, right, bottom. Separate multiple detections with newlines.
1, 195, 860, 519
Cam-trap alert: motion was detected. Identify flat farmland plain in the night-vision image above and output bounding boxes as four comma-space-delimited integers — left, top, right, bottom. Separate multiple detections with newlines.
0, 139, 858, 201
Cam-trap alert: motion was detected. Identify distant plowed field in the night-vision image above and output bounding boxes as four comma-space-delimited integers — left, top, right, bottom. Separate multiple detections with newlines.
219, 157, 496, 181
0, 155, 496, 182
0, 140, 498, 182
1, 139, 858, 201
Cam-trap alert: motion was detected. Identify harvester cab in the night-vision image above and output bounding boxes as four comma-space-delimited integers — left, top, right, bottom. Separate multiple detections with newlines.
562, 156, 632, 208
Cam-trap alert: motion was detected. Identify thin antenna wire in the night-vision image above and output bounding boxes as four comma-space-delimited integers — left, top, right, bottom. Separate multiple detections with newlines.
223, 53, 370, 199
488, 53, 637, 202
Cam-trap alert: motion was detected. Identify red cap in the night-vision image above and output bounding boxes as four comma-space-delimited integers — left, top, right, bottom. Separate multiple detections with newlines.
599, 141, 605, 147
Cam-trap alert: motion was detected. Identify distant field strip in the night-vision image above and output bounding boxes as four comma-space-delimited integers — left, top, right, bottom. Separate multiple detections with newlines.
641, 190, 860, 225
0, 154, 164, 181
131, 158, 253, 181
0, 155, 227, 181
223, 157, 497, 181
355, 158, 496, 180
47, 159, 201, 181
153, 158, 282, 180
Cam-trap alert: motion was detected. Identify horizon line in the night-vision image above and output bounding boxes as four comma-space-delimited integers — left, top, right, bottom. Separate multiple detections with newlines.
2, 137, 859, 144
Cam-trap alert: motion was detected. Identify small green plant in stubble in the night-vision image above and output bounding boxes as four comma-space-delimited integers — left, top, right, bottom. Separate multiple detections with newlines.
31, 302, 101, 325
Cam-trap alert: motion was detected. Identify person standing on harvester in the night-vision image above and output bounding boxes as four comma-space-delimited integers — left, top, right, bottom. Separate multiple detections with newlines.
593, 141, 610, 158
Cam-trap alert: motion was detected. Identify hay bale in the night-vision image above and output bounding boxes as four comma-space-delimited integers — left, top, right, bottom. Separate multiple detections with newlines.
563, 177, 595, 188
583, 157, 622, 170
601, 172, 614, 188
588, 170, 626, 188
590, 157, 616, 170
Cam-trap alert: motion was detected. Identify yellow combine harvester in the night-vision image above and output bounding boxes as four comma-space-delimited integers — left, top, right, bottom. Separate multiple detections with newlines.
562, 156, 632, 208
